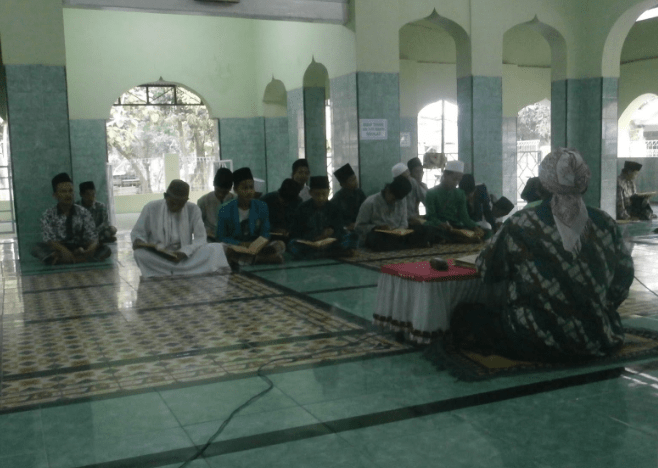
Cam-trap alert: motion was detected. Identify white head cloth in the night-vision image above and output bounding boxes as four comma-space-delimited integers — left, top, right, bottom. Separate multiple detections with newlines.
391, 163, 408, 178
253, 178, 266, 192
444, 160, 464, 173
539, 148, 592, 254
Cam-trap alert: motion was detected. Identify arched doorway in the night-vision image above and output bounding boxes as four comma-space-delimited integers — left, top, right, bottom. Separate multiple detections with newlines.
302, 60, 331, 192
417, 100, 458, 189
0, 115, 15, 236
106, 82, 219, 213
516, 99, 551, 205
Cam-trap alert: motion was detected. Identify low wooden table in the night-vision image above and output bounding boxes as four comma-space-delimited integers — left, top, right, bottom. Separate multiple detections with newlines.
373, 260, 505, 344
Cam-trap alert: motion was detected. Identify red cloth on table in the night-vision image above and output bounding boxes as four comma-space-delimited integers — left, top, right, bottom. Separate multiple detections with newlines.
380, 260, 478, 282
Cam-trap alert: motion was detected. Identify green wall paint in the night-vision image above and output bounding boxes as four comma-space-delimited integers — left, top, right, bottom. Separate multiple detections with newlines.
63, 9, 258, 120
0, 0, 66, 66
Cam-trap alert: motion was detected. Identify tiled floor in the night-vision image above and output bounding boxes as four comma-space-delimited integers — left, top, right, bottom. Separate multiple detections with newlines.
1, 221, 658, 468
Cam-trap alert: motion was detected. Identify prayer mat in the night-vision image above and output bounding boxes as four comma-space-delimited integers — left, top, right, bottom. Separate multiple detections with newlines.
424, 327, 658, 381
342, 244, 483, 264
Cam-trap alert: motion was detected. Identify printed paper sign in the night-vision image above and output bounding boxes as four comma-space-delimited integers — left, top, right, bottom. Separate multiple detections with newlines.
400, 132, 411, 147
360, 119, 388, 140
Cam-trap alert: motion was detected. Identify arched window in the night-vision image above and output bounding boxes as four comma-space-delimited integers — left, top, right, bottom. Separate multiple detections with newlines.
107, 83, 219, 196
516, 99, 551, 204
417, 100, 458, 188
620, 95, 658, 159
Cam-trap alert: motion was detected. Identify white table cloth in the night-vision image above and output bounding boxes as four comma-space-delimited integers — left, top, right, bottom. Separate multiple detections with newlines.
373, 272, 506, 344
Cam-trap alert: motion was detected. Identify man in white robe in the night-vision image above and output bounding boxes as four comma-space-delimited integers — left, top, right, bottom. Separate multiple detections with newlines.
131, 179, 230, 278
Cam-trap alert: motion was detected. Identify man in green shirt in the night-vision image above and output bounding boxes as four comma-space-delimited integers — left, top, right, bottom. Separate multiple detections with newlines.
425, 160, 486, 242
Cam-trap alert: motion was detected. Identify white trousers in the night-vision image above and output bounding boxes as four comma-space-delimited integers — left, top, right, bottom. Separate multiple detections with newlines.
134, 244, 230, 278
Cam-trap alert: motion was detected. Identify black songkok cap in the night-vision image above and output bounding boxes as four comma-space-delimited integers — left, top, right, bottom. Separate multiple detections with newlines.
407, 157, 423, 171
232, 167, 253, 189
520, 177, 543, 203
493, 196, 514, 215
389, 175, 412, 200
334, 163, 355, 184
52, 172, 72, 192
309, 176, 330, 190
458, 174, 476, 194
624, 161, 643, 172
278, 178, 302, 202
214, 168, 233, 188
165, 179, 190, 200
79, 181, 95, 193
292, 159, 309, 174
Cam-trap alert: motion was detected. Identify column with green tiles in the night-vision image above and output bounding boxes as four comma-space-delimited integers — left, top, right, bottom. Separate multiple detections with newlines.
219, 117, 266, 181
329, 73, 359, 188
303, 86, 327, 177
1, 0, 72, 268
356, 72, 401, 196
457, 75, 504, 199
564, 78, 618, 213
70, 119, 109, 206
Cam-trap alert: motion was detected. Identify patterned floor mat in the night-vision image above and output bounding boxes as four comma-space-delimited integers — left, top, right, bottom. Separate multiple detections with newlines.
1, 272, 410, 411
342, 243, 484, 265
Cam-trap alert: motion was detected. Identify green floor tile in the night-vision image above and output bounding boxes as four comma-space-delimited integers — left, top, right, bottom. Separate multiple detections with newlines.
160, 378, 300, 426
44, 426, 194, 468
241, 258, 339, 272
251, 264, 380, 292
206, 433, 380, 468
41, 393, 180, 438
309, 286, 378, 319
183, 406, 320, 445
0, 410, 45, 458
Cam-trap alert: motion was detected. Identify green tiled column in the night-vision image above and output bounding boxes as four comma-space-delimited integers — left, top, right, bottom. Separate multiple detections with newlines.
219, 117, 266, 181
303, 87, 327, 177
5, 65, 72, 265
502, 117, 518, 205
287, 88, 304, 165
356, 72, 400, 196
564, 78, 617, 213
265, 116, 289, 193
551, 80, 567, 149
70, 119, 109, 205
329, 73, 359, 188
457, 76, 504, 198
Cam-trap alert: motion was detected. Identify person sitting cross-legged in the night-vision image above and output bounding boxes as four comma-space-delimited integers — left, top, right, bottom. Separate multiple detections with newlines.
425, 160, 486, 243
355, 175, 429, 251
259, 178, 303, 244
131, 179, 229, 278
330, 163, 366, 231
32, 173, 111, 265
78, 180, 117, 244
197, 167, 235, 241
216, 167, 286, 265
288, 176, 358, 259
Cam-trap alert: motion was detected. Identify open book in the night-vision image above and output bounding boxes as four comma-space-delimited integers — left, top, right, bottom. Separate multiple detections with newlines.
374, 228, 414, 236
453, 253, 479, 269
451, 228, 477, 238
140, 243, 179, 261
632, 191, 657, 199
228, 236, 269, 255
296, 238, 337, 248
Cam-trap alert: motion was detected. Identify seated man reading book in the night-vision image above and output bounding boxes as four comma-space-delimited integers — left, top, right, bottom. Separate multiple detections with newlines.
197, 167, 234, 240
259, 178, 303, 243
330, 163, 366, 231
617, 160, 656, 220
131, 179, 229, 278
425, 160, 486, 242
32, 173, 111, 265
355, 175, 429, 251
78, 180, 117, 243
288, 176, 357, 259
216, 167, 286, 265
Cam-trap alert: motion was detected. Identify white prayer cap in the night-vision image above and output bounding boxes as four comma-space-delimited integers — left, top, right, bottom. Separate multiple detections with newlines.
391, 163, 409, 178
253, 178, 266, 192
444, 160, 464, 173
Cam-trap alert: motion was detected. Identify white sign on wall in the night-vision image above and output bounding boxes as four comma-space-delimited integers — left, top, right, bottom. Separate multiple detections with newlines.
360, 119, 388, 140
400, 132, 411, 147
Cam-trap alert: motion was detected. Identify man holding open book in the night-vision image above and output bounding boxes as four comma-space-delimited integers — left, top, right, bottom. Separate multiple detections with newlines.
131, 180, 229, 278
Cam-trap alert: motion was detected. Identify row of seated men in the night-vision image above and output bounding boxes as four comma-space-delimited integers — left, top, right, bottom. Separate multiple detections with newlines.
31, 156, 515, 278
